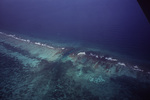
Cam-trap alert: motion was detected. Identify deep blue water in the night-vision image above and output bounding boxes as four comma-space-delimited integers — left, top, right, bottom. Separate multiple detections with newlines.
0, 0, 150, 64
1, 1, 150, 100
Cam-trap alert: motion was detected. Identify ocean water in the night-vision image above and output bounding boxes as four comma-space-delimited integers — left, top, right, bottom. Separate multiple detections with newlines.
0, 0, 150, 100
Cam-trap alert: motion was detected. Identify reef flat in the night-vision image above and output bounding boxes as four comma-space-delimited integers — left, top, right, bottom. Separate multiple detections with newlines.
0, 32, 150, 100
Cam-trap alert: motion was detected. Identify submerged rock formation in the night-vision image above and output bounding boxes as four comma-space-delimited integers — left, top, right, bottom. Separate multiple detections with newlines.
0, 32, 150, 100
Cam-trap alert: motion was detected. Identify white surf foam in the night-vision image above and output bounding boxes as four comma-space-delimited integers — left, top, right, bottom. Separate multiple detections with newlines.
117, 62, 126, 66
77, 52, 86, 56
34, 42, 54, 49
96, 55, 99, 58
89, 53, 99, 58
0, 32, 56, 49
133, 65, 143, 72
105, 57, 117, 61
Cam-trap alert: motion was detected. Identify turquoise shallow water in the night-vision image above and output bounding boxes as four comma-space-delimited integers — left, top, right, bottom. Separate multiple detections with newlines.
1, 0, 150, 99
0, 31, 150, 100
4, 30, 149, 71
